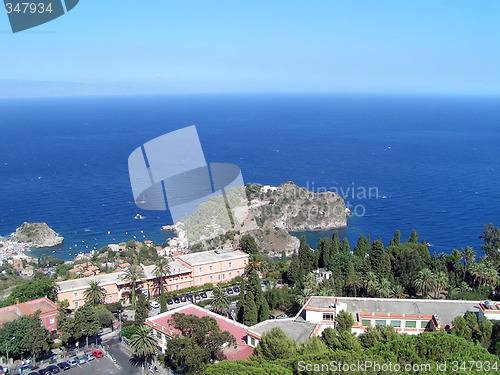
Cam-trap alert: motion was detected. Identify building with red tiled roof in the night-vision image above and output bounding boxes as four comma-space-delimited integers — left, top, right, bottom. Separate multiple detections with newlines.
145, 304, 258, 360
0, 297, 59, 333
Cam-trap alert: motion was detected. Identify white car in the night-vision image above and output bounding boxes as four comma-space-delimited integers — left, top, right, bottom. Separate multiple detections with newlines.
150, 301, 160, 309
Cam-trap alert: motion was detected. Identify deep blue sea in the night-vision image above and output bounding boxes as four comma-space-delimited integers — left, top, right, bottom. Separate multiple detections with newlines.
0, 94, 499, 261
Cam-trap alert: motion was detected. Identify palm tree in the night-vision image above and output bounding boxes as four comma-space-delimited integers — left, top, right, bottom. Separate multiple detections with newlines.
124, 264, 146, 308
130, 325, 158, 371
376, 278, 392, 298
461, 247, 476, 281
433, 271, 449, 299
318, 286, 335, 297
413, 268, 435, 298
363, 272, 379, 297
295, 288, 314, 306
246, 260, 264, 275
83, 281, 106, 305
391, 284, 405, 299
211, 286, 230, 314
153, 257, 171, 296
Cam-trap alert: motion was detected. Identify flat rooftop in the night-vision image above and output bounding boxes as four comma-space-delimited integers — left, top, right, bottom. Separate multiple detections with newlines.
178, 249, 248, 266
304, 296, 481, 327
57, 260, 190, 292
251, 319, 317, 343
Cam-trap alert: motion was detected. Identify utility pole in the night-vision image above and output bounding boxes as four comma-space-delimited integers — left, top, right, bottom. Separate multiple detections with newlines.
119, 312, 122, 342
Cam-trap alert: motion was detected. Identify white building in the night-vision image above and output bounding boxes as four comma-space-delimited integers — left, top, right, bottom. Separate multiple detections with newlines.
297, 296, 483, 336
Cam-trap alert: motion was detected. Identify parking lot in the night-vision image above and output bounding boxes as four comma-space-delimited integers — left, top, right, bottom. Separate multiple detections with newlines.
15, 350, 122, 375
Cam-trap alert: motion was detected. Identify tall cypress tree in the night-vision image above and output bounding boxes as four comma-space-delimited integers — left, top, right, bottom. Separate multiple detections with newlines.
332, 231, 340, 256
298, 236, 315, 275
369, 239, 391, 280
287, 250, 303, 284
353, 235, 368, 259
408, 229, 419, 244
317, 238, 333, 269
339, 238, 351, 254
390, 230, 401, 246
243, 291, 258, 326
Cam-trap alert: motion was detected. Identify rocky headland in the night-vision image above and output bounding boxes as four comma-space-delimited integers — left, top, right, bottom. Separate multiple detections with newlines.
6, 222, 64, 248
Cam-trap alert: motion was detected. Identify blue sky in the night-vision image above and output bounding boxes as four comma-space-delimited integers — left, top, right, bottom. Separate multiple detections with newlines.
1, 0, 499, 95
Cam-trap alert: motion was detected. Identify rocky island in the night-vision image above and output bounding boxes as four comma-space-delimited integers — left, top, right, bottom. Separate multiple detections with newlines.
177, 182, 348, 255
7, 222, 64, 248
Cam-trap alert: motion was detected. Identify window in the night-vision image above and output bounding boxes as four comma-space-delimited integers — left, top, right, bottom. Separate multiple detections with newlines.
49, 317, 55, 324
406, 321, 417, 328
362, 320, 371, 327
176, 285, 180, 290
228, 262, 232, 268
250, 337, 256, 346
244, 260, 247, 265
209, 276, 213, 282
74, 301, 79, 309
237, 271, 240, 276
322, 313, 334, 321
109, 295, 113, 302
375, 320, 386, 327
209, 265, 213, 271
199, 278, 203, 285
218, 274, 221, 281
199, 267, 202, 273
422, 320, 432, 329
222, 273, 226, 280
156, 331, 162, 339
229, 272, 232, 278
73, 292, 78, 298
390, 320, 401, 328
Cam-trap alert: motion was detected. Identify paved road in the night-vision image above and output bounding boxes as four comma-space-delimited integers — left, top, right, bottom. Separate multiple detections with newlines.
102, 336, 142, 375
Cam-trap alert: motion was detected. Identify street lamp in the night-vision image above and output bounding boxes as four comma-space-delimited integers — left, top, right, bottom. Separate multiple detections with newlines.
5, 337, 15, 372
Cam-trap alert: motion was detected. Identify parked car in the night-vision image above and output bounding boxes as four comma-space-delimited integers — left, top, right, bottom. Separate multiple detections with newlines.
66, 359, 77, 368
92, 350, 105, 358
28, 373, 39, 375
276, 314, 288, 319
187, 294, 193, 301
76, 356, 86, 365
200, 292, 208, 298
46, 365, 60, 373
173, 297, 180, 303
269, 314, 276, 319
167, 298, 173, 305
38, 369, 52, 375
194, 294, 201, 301
233, 286, 240, 293
180, 295, 187, 302
19, 364, 32, 373
84, 352, 95, 361
56, 362, 70, 371
150, 301, 160, 309
263, 280, 271, 285
227, 288, 234, 294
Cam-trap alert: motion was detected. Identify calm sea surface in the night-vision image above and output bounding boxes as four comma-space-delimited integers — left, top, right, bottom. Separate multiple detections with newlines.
0, 94, 499, 260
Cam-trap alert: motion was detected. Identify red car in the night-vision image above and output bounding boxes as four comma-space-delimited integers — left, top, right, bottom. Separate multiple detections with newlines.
92, 350, 105, 358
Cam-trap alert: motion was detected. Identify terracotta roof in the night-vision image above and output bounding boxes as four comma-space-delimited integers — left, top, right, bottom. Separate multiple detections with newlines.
0, 297, 58, 326
146, 304, 256, 360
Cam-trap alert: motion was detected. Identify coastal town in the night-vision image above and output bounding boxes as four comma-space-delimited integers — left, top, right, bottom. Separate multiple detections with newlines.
1, 217, 500, 374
